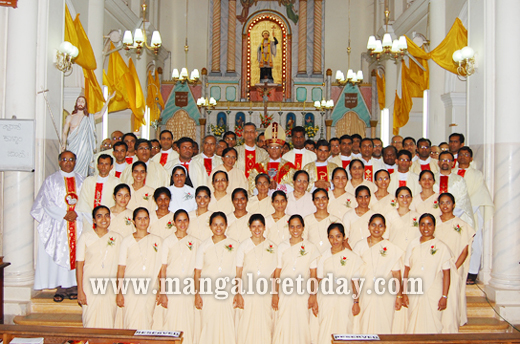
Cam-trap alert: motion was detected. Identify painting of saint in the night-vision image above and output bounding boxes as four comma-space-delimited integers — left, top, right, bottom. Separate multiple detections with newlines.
304, 113, 315, 128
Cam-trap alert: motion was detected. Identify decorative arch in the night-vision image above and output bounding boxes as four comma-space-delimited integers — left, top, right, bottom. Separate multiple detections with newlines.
241, 11, 292, 100
336, 111, 367, 138
165, 110, 197, 141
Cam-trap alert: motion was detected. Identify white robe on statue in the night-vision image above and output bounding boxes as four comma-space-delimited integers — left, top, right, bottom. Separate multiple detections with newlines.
31, 170, 86, 289
67, 115, 97, 177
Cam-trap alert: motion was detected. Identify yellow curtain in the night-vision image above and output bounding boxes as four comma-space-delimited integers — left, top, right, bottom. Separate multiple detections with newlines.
376, 71, 385, 110
83, 69, 105, 113
430, 18, 468, 74
127, 58, 146, 131
72, 14, 97, 70
155, 70, 165, 109
146, 71, 164, 123
103, 43, 130, 112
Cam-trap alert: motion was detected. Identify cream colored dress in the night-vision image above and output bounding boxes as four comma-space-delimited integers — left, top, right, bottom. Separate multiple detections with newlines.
117, 234, 163, 330
436, 216, 475, 331
208, 165, 248, 194
303, 214, 341, 254
265, 214, 291, 245
247, 195, 275, 218
345, 180, 377, 196
127, 185, 156, 214
226, 212, 252, 244
208, 194, 234, 215
317, 248, 363, 342
410, 192, 442, 218
149, 211, 176, 239
77, 229, 122, 328
342, 209, 378, 247
272, 239, 320, 344
195, 237, 239, 344
188, 210, 213, 241
405, 237, 452, 334
161, 234, 201, 343
371, 193, 396, 215
286, 191, 316, 218
352, 239, 403, 334
109, 209, 135, 238
327, 190, 357, 219
236, 238, 278, 344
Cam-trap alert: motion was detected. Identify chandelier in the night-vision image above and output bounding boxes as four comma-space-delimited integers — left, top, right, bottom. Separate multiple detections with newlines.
55, 41, 79, 76
335, 0, 363, 86
452, 46, 475, 79
122, 2, 162, 57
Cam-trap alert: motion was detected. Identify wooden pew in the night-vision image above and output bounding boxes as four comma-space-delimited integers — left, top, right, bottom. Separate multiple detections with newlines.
332, 333, 520, 344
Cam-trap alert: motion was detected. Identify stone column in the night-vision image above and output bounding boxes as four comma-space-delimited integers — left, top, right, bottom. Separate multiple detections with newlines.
211, 0, 221, 73
297, 0, 307, 75
428, 0, 446, 143
4, 0, 37, 291
226, 0, 236, 73
312, 0, 322, 74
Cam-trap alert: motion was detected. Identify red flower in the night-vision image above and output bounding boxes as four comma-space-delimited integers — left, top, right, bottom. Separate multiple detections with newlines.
343, 257, 346, 260
431, 245, 434, 249
229, 244, 233, 248
383, 247, 387, 251
301, 245, 305, 249
110, 237, 114, 241
270, 245, 273, 248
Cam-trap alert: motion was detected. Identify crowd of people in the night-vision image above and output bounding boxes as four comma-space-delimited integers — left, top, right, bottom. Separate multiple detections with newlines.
31, 120, 494, 343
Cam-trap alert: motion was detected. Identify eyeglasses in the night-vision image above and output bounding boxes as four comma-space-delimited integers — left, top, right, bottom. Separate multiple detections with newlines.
137, 146, 150, 151
60, 157, 75, 162
398, 158, 411, 162
223, 155, 237, 159
440, 159, 453, 163
224, 137, 235, 141
268, 146, 282, 150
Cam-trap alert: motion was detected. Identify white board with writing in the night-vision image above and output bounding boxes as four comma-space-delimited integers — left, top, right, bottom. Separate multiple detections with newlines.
0, 119, 35, 171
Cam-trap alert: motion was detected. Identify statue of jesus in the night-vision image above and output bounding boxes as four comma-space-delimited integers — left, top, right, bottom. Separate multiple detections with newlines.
257, 26, 278, 83
62, 93, 115, 177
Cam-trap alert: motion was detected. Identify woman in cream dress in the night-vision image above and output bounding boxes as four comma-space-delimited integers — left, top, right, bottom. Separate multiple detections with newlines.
286, 170, 316, 218
403, 213, 452, 334
272, 215, 320, 344
265, 190, 291, 245
304, 188, 341, 254
194, 212, 239, 344
116, 207, 163, 330
328, 167, 357, 219
109, 183, 135, 238
385, 186, 421, 333
247, 174, 275, 217
208, 171, 234, 215
188, 186, 214, 241
316, 223, 363, 342
371, 170, 395, 214
127, 162, 156, 213
234, 214, 278, 344
346, 159, 377, 195
149, 187, 175, 239
435, 192, 475, 332
77, 205, 122, 328
208, 147, 248, 194
158, 209, 201, 342
342, 186, 377, 247
410, 170, 441, 217
226, 188, 252, 243
352, 214, 404, 334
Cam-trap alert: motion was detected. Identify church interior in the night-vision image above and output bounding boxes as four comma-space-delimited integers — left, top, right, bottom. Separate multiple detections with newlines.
1, 0, 520, 341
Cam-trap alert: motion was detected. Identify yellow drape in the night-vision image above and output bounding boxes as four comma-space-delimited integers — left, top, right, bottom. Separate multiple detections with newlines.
127, 58, 146, 131
72, 14, 97, 70
103, 43, 130, 112
146, 71, 164, 123
376, 71, 385, 110
83, 69, 105, 114
393, 18, 467, 134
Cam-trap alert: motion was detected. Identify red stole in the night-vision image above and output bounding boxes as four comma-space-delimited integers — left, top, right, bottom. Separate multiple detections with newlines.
364, 165, 373, 182
245, 150, 256, 178
387, 168, 394, 174
342, 160, 351, 169
399, 180, 407, 187
159, 153, 168, 166
420, 163, 430, 171
294, 153, 303, 170
457, 169, 466, 178
439, 175, 449, 193
94, 182, 103, 208
64, 177, 78, 270
203, 158, 213, 176
125, 156, 134, 165
316, 165, 329, 181
115, 171, 122, 178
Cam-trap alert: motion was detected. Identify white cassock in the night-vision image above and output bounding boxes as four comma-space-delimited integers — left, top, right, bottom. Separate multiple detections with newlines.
109, 162, 128, 179
387, 171, 421, 197
151, 148, 180, 174
433, 172, 474, 228
282, 148, 317, 170
411, 158, 440, 175
31, 170, 86, 289
191, 153, 223, 187
76, 175, 120, 225
120, 160, 170, 189
167, 184, 197, 213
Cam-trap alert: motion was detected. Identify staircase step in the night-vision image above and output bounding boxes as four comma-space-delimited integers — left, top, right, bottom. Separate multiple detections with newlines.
13, 313, 82, 327
466, 296, 497, 318
459, 317, 510, 333
466, 283, 487, 297
30, 291, 82, 314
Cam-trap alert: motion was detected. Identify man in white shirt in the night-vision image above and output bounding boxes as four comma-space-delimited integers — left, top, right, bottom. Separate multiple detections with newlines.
382, 146, 397, 174
236, 122, 269, 178
359, 138, 386, 182
372, 138, 383, 161
411, 138, 439, 174
303, 139, 339, 191
111, 142, 128, 178
282, 126, 317, 170
330, 134, 354, 170
151, 129, 179, 172
449, 133, 465, 164
403, 136, 419, 162
223, 131, 237, 148
329, 137, 341, 159
122, 133, 137, 165
192, 135, 223, 185
120, 139, 170, 188
391, 135, 403, 151
351, 133, 362, 158
387, 150, 421, 196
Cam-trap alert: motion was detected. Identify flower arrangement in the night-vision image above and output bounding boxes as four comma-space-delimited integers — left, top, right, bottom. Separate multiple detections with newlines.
346, 199, 352, 208
260, 113, 273, 128
124, 217, 132, 225
143, 193, 150, 201
340, 256, 348, 266
153, 243, 158, 252
380, 247, 388, 257
305, 125, 319, 138
235, 124, 244, 138
187, 242, 193, 251
433, 200, 439, 209
286, 128, 293, 137
430, 245, 438, 255
107, 237, 115, 246
266, 244, 274, 253
454, 224, 462, 233
390, 199, 397, 207
167, 221, 174, 229
225, 244, 234, 252
300, 245, 308, 256
211, 124, 226, 137
412, 218, 419, 227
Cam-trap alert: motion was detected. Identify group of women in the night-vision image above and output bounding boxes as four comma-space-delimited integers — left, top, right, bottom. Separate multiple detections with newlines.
75, 158, 475, 343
